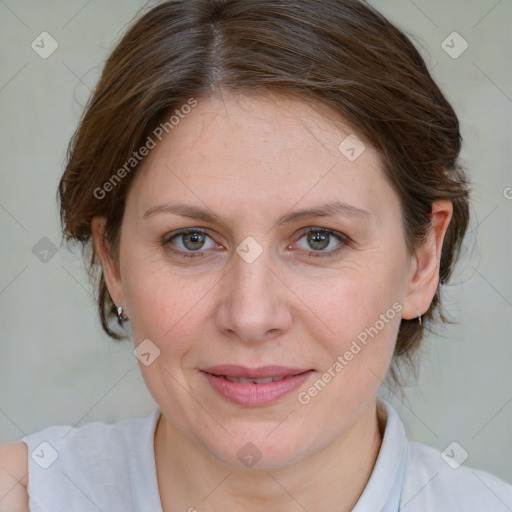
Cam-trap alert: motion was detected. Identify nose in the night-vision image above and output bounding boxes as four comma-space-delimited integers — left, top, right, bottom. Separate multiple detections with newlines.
215, 243, 293, 344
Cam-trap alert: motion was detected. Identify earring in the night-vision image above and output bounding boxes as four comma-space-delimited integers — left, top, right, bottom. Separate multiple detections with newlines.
116, 305, 129, 323
417, 313, 422, 325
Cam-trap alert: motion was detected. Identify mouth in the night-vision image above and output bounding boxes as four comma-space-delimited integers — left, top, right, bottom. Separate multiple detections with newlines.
199, 365, 315, 406
214, 375, 299, 384
201, 365, 313, 381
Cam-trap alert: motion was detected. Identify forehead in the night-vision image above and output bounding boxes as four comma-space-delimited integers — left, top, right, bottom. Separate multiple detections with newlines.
127, 93, 395, 221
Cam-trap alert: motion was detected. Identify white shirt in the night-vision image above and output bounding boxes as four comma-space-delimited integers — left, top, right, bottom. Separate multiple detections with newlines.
20, 399, 512, 511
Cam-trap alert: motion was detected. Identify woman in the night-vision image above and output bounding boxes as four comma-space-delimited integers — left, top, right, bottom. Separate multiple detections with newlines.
1, 0, 510, 510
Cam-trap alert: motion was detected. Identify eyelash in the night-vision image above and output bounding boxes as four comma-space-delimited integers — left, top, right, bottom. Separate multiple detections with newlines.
161, 227, 350, 259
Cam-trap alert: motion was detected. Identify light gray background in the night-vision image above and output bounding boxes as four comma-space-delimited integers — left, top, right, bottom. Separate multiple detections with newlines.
1, 0, 511, 488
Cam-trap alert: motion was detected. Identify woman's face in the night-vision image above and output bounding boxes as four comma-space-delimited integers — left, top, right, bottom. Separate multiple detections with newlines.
96, 93, 435, 468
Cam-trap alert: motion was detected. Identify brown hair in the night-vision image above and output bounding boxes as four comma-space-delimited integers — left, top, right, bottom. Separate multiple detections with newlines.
58, 0, 470, 389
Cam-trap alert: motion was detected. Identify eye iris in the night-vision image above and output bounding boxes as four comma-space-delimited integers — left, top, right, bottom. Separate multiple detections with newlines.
183, 231, 206, 250
308, 231, 329, 251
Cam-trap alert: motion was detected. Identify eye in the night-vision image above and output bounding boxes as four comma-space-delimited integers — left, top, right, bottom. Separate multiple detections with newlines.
163, 228, 217, 257
292, 227, 349, 258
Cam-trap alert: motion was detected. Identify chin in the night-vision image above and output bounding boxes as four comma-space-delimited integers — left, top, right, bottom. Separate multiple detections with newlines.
200, 428, 311, 470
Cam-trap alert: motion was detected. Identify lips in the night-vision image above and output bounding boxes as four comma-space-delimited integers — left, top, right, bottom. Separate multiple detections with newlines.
200, 365, 315, 406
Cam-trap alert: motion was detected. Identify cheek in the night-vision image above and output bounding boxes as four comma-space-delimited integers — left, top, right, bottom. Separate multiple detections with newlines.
295, 278, 400, 421
299, 260, 403, 386
302, 259, 402, 342
121, 249, 216, 355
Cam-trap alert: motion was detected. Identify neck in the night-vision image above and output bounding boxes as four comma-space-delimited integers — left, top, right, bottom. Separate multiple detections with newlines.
155, 400, 384, 512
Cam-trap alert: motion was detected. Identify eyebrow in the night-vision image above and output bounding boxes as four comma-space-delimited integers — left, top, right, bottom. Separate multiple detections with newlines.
142, 200, 373, 226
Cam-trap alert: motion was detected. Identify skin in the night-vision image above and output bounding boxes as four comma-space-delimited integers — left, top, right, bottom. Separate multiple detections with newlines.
92, 92, 452, 512
0, 443, 28, 511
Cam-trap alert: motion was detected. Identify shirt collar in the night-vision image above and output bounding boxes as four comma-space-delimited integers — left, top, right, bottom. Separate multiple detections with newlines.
351, 398, 408, 512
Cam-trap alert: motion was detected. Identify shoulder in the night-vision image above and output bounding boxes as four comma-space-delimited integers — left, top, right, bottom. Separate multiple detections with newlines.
0, 442, 29, 511
17, 410, 160, 509
402, 440, 512, 511
21, 412, 152, 468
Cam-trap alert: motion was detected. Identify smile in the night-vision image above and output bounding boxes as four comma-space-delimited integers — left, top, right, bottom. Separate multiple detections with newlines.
200, 365, 315, 406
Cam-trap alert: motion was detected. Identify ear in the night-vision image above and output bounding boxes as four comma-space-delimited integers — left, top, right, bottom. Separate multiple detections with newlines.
91, 216, 126, 312
402, 200, 453, 320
